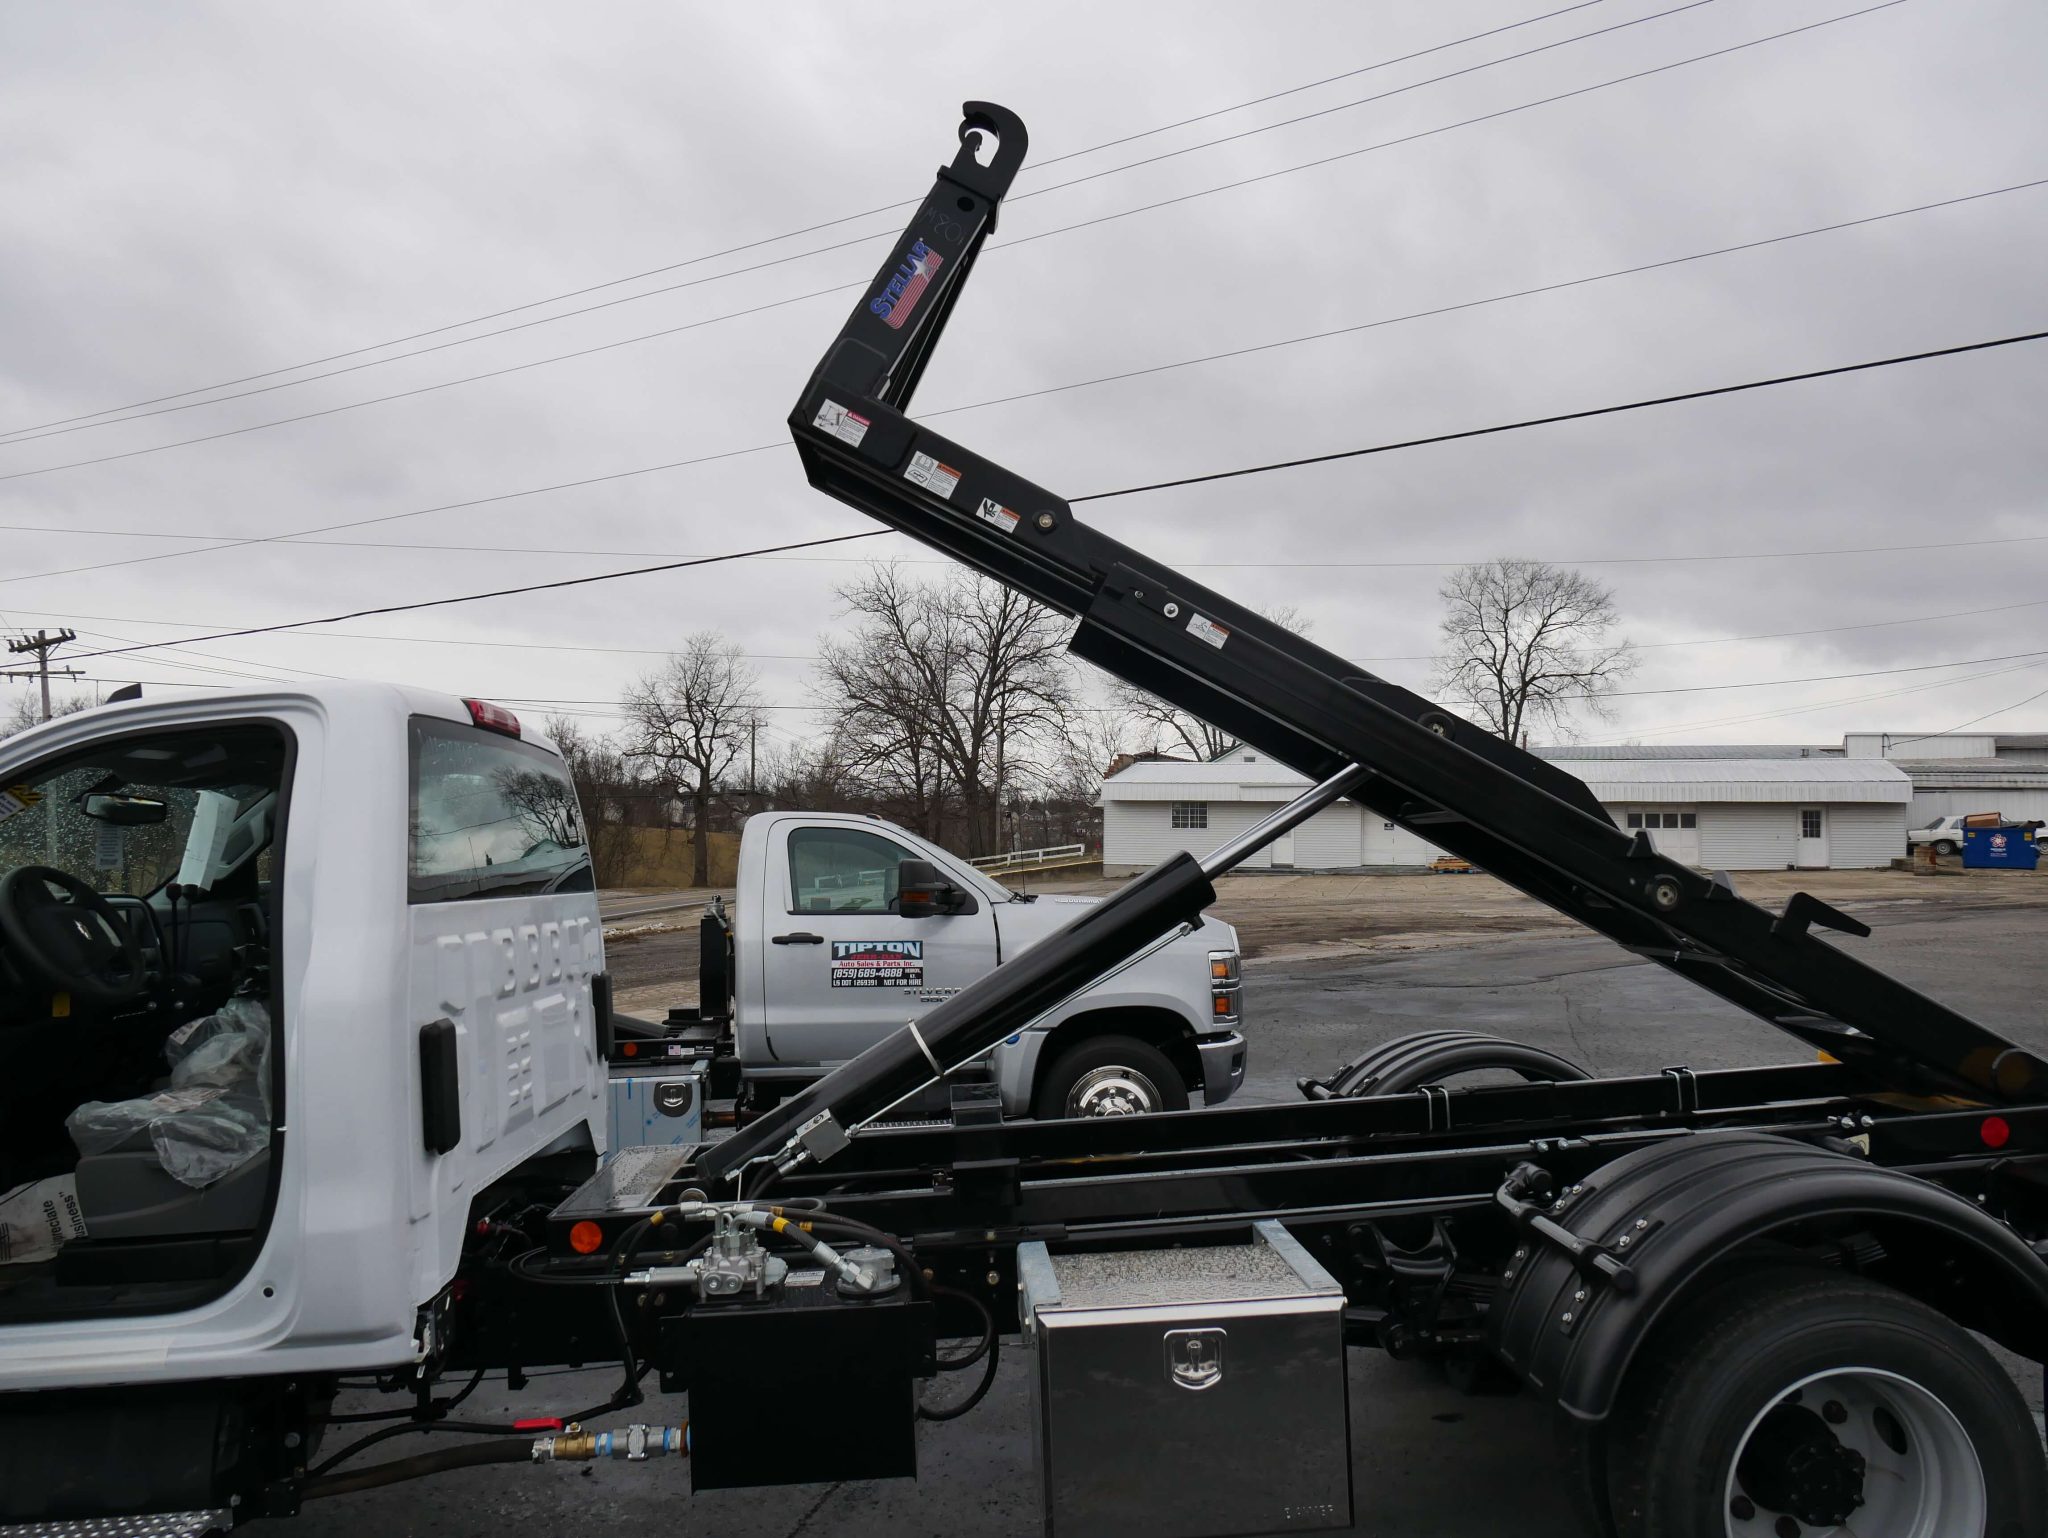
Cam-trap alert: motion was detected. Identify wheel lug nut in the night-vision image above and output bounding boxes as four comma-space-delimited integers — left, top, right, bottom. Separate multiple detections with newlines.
1821, 1399, 1847, 1424
1729, 1494, 1756, 1520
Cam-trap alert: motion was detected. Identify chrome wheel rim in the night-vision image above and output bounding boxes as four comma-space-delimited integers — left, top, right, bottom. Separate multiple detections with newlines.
1065, 1065, 1161, 1117
1724, 1367, 1986, 1538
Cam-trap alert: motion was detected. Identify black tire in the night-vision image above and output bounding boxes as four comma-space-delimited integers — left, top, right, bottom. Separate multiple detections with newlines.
1603, 1268, 2045, 1538
1031, 1034, 1189, 1119
1934, 839, 1958, 856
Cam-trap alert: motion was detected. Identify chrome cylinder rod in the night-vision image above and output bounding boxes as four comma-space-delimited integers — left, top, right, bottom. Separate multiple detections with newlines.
1199, 764, 1370, 878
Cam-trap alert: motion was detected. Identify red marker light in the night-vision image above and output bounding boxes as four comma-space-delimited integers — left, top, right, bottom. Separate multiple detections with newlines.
1980, 1116, 2012, 1150
462, 698, 522, 738
569, 1220, 605, 1254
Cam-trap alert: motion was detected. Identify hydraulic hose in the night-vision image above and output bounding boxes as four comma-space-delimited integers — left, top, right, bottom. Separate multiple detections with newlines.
301, 1439, 534, 1500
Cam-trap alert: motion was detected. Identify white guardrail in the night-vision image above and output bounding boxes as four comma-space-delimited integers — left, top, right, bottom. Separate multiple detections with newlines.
970, 843, 1088, 873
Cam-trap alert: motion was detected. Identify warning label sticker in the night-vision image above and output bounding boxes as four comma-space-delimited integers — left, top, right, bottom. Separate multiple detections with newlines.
975, 497, 1021, 534
0, 786, 40, 826
830, 940, 924, 990
813, 399, 870, 448
1187, 614, 1231, 649
904, 452, 962, 501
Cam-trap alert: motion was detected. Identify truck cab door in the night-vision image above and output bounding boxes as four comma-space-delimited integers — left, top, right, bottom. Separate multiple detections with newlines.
760, 821, 996, 1069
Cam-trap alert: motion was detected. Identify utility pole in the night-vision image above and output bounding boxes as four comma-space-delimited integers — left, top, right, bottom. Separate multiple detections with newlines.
4, 629, 80, 722
747, 716, 760, 797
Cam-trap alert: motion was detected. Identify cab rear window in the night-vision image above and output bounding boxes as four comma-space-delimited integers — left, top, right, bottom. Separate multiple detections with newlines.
408, 718, 593, 903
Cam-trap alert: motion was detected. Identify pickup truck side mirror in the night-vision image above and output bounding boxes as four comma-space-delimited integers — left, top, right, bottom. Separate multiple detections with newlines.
896, 858, 960, 918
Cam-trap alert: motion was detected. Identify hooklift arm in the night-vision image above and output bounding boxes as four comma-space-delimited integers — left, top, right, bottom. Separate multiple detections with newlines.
708, 102, 2042, 1182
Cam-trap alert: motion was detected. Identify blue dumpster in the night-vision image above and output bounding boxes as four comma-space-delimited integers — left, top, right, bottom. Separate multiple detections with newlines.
1962, 824, 2039, 870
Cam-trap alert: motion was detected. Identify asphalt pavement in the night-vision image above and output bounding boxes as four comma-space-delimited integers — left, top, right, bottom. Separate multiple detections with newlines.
598, 890, 716, 924
305, 903, 2047, 1538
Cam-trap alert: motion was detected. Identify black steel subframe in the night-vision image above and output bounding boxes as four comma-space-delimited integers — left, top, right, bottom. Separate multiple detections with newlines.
552, 1065, 2048, 1260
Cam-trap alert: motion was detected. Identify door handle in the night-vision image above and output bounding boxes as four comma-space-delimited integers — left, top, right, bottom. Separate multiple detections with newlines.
771, 931, 825, 945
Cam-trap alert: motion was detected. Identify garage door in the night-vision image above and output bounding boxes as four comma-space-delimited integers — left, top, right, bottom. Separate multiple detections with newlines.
1621, 807, 1700, 866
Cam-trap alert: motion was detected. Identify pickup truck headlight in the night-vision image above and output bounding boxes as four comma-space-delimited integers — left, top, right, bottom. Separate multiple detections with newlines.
1208, 950, 1241, 1025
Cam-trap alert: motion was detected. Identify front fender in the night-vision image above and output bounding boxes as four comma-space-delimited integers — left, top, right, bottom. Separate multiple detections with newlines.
989, 1031, 1046, 1116
1488, 1130, 2048, 1421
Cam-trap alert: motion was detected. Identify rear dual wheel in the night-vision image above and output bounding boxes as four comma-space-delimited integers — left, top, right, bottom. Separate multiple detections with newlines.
1583, 1270, 2042, 1537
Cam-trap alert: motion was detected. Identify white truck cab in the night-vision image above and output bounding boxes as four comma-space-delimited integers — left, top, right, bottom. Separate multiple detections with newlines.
722, 812, 1246, 1119
0, 683, 606, 1396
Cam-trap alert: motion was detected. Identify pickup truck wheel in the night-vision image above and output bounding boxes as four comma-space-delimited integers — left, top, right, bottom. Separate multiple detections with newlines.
1033, 1035, 1189, 1119
1602, 1269, 2043, 1538
1933, 839, 1958, 856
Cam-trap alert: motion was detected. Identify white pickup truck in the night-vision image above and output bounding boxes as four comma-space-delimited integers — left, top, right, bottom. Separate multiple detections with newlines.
687, 811, 1246, 1119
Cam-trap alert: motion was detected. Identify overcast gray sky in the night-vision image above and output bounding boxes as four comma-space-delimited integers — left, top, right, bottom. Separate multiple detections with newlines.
2, 0, 2043, 752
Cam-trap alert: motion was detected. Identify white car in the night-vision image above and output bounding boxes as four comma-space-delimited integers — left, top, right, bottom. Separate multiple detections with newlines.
1908, 813, 1993, 856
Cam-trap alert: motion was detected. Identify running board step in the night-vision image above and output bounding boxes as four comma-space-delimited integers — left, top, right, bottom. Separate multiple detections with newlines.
1, 1513, 231, 1538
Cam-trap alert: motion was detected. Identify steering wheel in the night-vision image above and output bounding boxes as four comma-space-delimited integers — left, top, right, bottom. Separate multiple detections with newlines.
0, 865, 149, 1010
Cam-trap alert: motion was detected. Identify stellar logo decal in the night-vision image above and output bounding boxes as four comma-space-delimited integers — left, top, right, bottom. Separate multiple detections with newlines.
870, 240, 943, 330
829, 939, 924, 989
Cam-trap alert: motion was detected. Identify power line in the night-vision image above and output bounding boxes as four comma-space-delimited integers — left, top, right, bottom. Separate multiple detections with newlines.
1879, 678, 2048, 750
9, 169, 2044, 597
8, 521, 2048, 578
0, 2, 1609, 442
0, 1, 1904, 488
49, 321, 2048, 664
1070, 326, 2048, 503
1008, 0, 1721, 211
119, 594, 2048, 663
1582, 656, 2048, 741
63, 532, 885, 663
926, 177, 2048, 428
0, 5, 1683, 452
379, 645, 2048, 721
0, 438, 791, 589
7, 587, 2046, 678
1596, 647, 2048, 700
1346, 596, 2048, 664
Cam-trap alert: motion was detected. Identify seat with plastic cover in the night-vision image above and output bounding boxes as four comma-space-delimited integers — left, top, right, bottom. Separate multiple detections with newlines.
64, 998, 272, 1241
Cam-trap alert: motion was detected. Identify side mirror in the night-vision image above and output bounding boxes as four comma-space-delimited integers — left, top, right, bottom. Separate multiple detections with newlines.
82, 793, 169, 826
896, 857, 958, 918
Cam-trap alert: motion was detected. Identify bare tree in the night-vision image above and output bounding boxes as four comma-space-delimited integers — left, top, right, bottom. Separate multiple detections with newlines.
815, 567, 953, 841
816, 566, 1077, 856
622, 634, 761, 887
0, 690, 97, 739
1430, 558, 1635, 743
1105, 603, 1313, 761
542, 716, 639, 887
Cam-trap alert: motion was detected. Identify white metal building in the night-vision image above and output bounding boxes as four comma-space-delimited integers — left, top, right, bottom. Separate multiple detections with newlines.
1098, 750, 1913, 873
1840, 733, 2048, 826
1558, 757, 1910, 870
